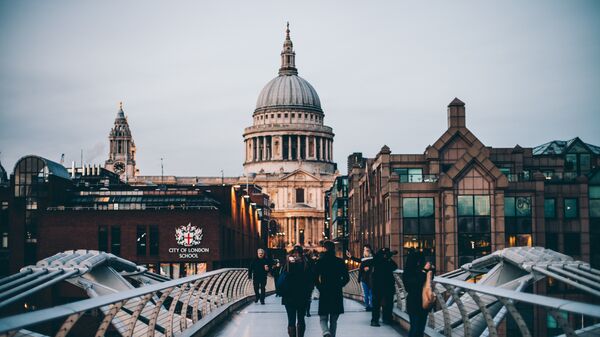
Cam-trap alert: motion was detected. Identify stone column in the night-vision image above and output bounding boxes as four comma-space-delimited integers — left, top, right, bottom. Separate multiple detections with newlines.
262, 136, 267, 161
313, 136, 317, 160
252, 138, 257, 161
297, 135, 301, 160
329, 139, 333, 162
288, 135, 292, 160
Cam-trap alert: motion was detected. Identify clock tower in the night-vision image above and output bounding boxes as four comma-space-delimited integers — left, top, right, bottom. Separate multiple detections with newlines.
105, 102, 137, 180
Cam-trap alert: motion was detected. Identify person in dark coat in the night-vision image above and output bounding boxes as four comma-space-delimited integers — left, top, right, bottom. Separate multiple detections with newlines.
304, 250, 317, 317
248, 248, 271, 304
346, 244, 374, 311
315, 241, 350, 337
403, 250, 434, 337
281, 245, 314, 337
272, 258, 282, 297
370, 248, 398, 327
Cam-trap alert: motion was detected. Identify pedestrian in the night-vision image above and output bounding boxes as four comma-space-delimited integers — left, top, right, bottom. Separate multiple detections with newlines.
304, 249, 316, 317
248, 248, 271, 304
315, 240, 350, 337
403, 250, 435, 337
272, 258, 282, 297
346, 244, 374, 311
281, 245, 314, 337
370, 248, 398, 327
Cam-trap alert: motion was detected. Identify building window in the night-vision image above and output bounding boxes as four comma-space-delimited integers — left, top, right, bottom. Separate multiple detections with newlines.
111, 226, 121, 256
402, 197, 435, 257
590, 186, 600, 219
137, 225, 147, 256
544, 198, 556, 219
564, 233, 580, 256
505, 196, 532, 247
395, 168, 423, 183
1, 232, 8, 249
457, 195, 491, 264
546, 232, 559, 251
98, 226, 108, 252
150, 225, 159, 255
296, 188, 305, 203
564, 198, 578, 219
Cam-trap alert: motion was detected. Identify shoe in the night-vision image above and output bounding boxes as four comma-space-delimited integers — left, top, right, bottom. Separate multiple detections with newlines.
288, 326, 296, 337
306, 312, 311, 317
323, 333, 331, 337
382, 319, 394, 325
365, 307, 372, 312
370, 321, 380, 327
261, 302, 265, 305
254, 299, 259, 303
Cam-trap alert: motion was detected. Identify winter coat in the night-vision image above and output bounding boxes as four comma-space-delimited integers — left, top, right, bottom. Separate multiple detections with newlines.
371, 256, 398, 297
358, 257, 374, 288
281, 256, 314, 307
403, 269, 429, 315
314, 253, 350, 315
248, 257, 271, 282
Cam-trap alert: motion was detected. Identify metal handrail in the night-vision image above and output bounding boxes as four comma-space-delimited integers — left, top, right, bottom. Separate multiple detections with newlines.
343, 268, 600, 337
0, 268, 273, 336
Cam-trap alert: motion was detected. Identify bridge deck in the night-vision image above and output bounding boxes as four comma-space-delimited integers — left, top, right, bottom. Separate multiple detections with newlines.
211, 294, 404, 337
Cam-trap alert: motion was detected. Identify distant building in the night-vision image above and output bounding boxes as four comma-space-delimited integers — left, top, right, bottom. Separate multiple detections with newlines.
347, 98, 600, 272
104, 102, 138, 180
3, 155, 269, 276
324, 176, 349, 254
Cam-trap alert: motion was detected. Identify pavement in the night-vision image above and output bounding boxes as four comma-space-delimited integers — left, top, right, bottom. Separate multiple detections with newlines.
210, 294, 405, 336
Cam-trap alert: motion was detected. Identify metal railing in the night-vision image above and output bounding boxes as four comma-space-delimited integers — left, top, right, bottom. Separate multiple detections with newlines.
343, 269, 600, 337
0, 268, 273, 337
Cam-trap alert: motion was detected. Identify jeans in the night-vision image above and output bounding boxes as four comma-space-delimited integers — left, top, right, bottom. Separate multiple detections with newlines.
285, 304, 307, 327
319, 313, 340, 337
408, 312, 428, 337
361, 281, 373, 309
253, 280, 266, 303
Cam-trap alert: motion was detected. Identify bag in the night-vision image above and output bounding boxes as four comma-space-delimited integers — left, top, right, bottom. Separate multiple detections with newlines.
276, 269, 289, 296
422, 272, 436, 310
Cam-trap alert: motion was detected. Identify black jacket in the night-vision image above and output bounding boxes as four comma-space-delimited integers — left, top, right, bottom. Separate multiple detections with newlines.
403, 269, 428, 315
371, 256, 398, 296
315, 253, 350, 315
248, 257, 271, 282
281, 257, 314, 307
351, 256, 374, 288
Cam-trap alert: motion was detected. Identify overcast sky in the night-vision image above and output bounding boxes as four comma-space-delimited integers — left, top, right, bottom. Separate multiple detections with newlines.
1, 1, 599, 176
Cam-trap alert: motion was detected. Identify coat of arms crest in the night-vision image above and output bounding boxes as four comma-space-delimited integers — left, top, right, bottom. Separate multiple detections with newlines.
175, 223, 203, 247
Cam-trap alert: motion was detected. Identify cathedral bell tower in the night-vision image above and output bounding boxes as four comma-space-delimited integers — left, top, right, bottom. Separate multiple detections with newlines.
105, 102, 137, 179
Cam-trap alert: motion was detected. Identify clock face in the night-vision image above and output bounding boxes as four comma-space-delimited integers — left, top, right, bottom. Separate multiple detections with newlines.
114, 162, 125, 174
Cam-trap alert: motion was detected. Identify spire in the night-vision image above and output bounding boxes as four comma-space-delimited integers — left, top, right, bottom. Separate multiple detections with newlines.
117, 101, 125, 119
279, 22, 297, 75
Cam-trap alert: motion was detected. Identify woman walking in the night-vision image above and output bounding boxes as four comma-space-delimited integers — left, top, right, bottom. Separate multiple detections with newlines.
403, 250, 435, 337
281, 245, 314, 337
315, 241, 350, 337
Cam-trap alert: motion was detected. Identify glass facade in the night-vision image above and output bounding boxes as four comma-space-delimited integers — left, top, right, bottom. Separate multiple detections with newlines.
564, 198, 578, 219
457, 195, 491, 264
544, 198, 556, 218
505, 196, 532, 247
402, 197, 435, 258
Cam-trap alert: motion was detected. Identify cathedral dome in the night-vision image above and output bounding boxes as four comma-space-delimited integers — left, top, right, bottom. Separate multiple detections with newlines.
255, 74, 322, 112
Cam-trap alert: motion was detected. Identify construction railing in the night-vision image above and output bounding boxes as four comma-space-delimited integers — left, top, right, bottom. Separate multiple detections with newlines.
343, 269, 600, 337
0, 268, 273, 337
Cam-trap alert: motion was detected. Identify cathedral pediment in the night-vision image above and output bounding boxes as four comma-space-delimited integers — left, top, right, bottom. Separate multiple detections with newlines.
279, 169, 320, 182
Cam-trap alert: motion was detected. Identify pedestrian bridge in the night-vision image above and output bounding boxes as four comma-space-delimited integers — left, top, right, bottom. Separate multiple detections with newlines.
0, 247, 599, 337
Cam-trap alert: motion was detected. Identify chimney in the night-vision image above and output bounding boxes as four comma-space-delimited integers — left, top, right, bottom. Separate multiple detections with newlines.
447, 97, 466, 128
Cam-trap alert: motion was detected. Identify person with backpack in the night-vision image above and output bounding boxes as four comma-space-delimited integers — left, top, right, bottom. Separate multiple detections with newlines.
403, 249, 435, 337
315, 241, 350, 337
279, 245, 314, 337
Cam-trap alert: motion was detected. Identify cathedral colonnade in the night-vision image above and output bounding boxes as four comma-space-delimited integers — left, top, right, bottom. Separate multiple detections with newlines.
245, 134, 333, 162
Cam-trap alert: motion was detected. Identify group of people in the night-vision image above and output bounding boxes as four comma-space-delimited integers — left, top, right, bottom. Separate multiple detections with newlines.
248, 243, 435, 337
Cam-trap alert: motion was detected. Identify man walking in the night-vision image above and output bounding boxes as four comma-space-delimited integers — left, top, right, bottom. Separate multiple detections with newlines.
315, 241, 350, 337
370, 248, 398, 326
248, 248, 271, 304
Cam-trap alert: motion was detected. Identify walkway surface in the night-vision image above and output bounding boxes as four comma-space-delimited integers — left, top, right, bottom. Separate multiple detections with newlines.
211, 294, 404, 337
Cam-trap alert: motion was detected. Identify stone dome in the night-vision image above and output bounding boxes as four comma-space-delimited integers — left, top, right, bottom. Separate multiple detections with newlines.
255, 74, 322, 112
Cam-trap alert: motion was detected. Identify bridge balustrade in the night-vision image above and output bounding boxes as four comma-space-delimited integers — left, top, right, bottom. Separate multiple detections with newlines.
343, 269, 600, 337
0, 268, 274, 337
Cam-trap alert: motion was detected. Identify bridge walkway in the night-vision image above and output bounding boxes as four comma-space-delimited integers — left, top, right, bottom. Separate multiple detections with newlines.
211, 294, 405, 337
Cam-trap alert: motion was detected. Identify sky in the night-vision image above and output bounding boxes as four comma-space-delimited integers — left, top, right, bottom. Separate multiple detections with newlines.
1, 1, 599, 176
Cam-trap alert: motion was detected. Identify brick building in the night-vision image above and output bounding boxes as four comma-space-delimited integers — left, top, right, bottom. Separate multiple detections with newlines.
347, 98, 600, 272
3, 155, 270, 277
